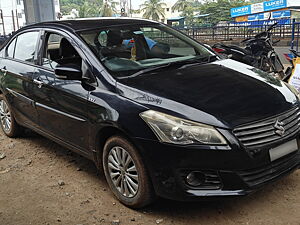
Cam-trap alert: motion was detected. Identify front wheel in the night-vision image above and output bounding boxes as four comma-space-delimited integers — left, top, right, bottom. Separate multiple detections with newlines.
103, 136, 155, 208
0, 94, 21, 137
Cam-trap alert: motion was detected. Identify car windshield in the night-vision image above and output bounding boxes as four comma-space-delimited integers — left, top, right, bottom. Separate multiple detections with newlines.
79, 23, 216, 78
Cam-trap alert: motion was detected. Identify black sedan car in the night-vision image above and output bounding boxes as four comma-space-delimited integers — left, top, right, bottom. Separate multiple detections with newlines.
0, 18, 299, 208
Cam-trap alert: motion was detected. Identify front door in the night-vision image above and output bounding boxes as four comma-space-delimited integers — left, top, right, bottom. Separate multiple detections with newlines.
32, 32, 90, 152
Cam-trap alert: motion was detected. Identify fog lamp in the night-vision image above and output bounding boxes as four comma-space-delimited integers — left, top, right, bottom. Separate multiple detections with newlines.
186, 171, 206, 187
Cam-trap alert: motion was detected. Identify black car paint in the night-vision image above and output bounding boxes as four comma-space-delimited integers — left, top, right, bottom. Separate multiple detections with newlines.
117, 59, 297, 128
0, 19, 299, 201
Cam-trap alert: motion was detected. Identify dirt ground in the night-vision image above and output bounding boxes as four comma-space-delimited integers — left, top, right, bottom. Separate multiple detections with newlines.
0, 129, 299, 225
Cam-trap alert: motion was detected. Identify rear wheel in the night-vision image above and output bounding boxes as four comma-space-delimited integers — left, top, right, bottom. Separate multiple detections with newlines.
103, 136, 155, 208
0, 94, 21, 137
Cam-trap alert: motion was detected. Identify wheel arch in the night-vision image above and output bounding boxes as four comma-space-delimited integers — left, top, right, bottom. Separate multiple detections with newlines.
94, 125, 134, 169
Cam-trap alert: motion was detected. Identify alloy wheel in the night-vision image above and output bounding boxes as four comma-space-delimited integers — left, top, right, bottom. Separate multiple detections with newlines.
107, 146, 139, 198
0, 100, 12, 133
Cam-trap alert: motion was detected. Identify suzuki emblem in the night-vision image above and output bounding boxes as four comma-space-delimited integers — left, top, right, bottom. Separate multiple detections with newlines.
274, 120, 285, 136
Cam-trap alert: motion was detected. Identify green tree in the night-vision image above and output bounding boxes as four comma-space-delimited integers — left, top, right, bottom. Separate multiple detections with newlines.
60, 0, 85, 14
172, 0, 193, 12
140, 0, 166, 21
100, 0, 119, 17
249, 0, 263, 3
60, 0, 103, 17
199, 0, 246, 25
171, 0, 202, 26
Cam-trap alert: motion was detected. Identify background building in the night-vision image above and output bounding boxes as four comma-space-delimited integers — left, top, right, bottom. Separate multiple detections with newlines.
0, 0, 26, 35
23, 0, 60, 25
0, 0, 61, 35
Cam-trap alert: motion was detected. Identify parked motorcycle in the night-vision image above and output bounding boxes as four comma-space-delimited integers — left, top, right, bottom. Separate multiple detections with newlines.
212, 22, 285, 79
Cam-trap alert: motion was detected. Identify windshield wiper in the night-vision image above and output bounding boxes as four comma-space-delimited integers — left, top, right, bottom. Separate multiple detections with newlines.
118, 63, 174, 79
186, 55, 218, 63
118, 55, 218, 79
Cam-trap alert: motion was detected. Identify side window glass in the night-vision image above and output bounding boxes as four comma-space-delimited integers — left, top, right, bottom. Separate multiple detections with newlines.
42, 33, 63, 69
14, 31, 39, 63
6, 38, 16, 58
42, 32, 82, 69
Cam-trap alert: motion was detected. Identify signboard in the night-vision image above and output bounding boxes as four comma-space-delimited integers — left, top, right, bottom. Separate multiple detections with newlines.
235, 15, 248, 22
230, 19, 291, 27
246, 10, 290, 22
272, 10, 291, 19
264, 12, 272, 20
231, 0, 288, 18
231, 5, 251, 17
248, 13, 264, 21
251, 3, 264, 14
263, 0, 287, 11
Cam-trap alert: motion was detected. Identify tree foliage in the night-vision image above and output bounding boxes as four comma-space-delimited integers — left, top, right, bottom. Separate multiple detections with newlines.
60, 0, 118, 17
141, 0, 166, 21
172, 0, 193, 12
100, 0, 119, 17
199, 0, 246, 25
171, 0, 247, 26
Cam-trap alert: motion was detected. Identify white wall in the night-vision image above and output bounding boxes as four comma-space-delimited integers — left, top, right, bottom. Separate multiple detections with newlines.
0, 0, 26, 34
288, 0, 300, 7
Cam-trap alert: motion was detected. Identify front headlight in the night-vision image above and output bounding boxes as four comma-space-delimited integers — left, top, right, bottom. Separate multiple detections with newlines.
140, 110, 227, 145
285, 82, 300, 99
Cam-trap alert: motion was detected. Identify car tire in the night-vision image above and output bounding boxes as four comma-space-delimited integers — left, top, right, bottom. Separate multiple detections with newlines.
103, 135, 155, 208
0, 94, 21, 137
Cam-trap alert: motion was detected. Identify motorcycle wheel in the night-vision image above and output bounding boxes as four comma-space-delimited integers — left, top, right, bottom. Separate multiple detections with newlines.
277, 71, 285, 80
260, 56, 272, 73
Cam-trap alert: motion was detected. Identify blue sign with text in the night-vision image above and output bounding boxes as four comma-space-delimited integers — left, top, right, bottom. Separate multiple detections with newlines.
231, 19, 290, 27
248, 13, 264, 21
272, 10, 290, 19
263, 0, 287, 11
231, 0, 288, 18
231, 5, 251, 17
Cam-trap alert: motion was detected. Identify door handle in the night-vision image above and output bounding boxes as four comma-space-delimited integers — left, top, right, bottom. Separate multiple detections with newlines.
33, 79, 44, 88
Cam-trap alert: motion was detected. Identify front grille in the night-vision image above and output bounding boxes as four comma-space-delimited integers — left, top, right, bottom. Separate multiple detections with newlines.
233, 107, 300, 148
238, 152, 300, 187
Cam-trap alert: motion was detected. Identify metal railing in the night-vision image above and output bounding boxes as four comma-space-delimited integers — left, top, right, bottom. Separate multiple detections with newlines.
291, 20, 300, 52
177, 22, 296, 41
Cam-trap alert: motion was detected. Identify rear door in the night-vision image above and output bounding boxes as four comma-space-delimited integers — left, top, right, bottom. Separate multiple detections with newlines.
0, 30, 40, 128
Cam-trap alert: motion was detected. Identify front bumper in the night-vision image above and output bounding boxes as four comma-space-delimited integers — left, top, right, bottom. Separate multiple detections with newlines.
133, 137, 300, 201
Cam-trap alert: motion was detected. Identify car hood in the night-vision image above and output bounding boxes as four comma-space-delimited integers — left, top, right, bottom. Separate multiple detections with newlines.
116, 59, 298, 128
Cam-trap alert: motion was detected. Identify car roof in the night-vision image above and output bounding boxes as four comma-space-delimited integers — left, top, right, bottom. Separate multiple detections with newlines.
24, 17, 159, 32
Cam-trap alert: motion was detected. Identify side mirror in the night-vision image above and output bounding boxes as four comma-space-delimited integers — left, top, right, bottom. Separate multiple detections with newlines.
54, 64, 83, 80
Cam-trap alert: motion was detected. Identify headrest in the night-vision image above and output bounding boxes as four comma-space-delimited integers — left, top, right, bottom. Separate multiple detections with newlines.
59, 38, 78, 58
107, 30, 122, 47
